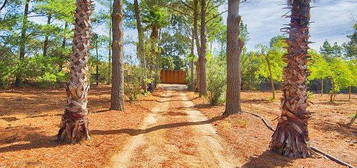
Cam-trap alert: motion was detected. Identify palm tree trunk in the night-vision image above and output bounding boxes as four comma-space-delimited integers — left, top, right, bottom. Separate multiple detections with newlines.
270, 0, 311, 158
110, 0, 125, 111
43, 14, 52, 57
199, 0, 207, 96
224, 0, 243, 115
15, 0, 30, 87
57, 0, 93, 143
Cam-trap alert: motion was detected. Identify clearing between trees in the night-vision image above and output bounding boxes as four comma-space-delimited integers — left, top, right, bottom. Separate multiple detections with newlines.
0, 84, 355, 168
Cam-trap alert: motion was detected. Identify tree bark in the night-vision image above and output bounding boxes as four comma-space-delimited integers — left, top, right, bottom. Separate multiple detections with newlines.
193, 0, 200, 92
95, 35, 99, 86
320, 79, 324, 95
15, 0, 30, 87
43, 14, 52, 57
270, 0, 311, 158
224, 0, 242, 115
133, 0, 146, 70
107, 0, 113, 85
190, 33, 195, 91
199, 0, 207, 96
59, 22, 68, 72
150, 24, 160, 88
57, 0, 93, 143
330, 78, 336, 103
133, 0, 147, 91
266, 57, 276, 99
110, 0, 125, 111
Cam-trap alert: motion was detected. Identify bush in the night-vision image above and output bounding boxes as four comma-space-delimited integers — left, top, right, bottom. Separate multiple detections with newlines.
207, 56, 226, 105
125, 66, 145, 101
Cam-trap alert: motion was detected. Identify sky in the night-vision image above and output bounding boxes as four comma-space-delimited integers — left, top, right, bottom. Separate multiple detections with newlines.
235, 0, 357, 51
29, 0, 357, 57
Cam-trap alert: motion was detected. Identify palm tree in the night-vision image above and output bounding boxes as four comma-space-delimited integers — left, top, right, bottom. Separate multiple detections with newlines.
224, 0, 243, 115
57, 0, 93, 143
270, 0, 311, 157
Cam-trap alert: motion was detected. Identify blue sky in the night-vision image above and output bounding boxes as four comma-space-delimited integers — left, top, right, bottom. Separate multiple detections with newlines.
235, 0, 356, 50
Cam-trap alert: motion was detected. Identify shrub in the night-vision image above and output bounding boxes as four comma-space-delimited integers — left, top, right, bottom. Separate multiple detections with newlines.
125, 66, 145, 101
207, 56, 226, 105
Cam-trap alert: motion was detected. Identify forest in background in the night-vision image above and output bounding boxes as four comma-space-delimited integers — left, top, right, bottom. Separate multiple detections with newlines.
0, 0, 356, 102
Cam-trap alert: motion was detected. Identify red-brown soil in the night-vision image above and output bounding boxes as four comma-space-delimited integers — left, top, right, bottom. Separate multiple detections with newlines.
187, 90, 356, 168
0, 85, 161, 168
0, 85, 356, 168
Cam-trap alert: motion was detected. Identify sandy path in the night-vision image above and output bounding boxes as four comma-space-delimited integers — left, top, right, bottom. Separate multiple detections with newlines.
109, 91, 172, 168
109, 85, 241, 168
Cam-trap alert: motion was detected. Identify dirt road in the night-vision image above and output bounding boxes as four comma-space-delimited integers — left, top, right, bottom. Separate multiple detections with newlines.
109, 84, 241, 168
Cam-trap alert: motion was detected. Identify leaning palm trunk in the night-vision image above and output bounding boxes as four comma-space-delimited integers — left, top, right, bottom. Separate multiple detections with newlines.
270, 0, 311, 158
57, 0, 92, 143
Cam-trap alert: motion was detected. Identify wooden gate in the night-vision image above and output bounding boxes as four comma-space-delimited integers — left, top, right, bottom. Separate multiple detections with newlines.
160, 70, 187, 84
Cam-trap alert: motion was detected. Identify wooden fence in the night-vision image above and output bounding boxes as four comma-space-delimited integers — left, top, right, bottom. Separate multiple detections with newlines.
160, 70, 187, 84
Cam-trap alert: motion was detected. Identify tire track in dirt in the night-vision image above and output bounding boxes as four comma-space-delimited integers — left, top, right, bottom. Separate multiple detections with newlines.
179, 92, 242, 168
110, 85, 242, 168
127, 90, 203, 168
109, 91, 172, 168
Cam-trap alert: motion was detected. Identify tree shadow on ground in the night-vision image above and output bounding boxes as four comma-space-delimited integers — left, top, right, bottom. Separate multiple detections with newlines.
316, 121, 357, 138
193, 103, 213, 109
241, 150, 294, 168
0, 126, 59, 153
91, 114, 230, 136
241, 99, 273, 104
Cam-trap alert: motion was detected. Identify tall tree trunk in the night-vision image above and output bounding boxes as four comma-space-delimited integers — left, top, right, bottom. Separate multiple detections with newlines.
330, 78, 335, 103
133, 0, 147, 91
15, 0, 30, 87
133, 0, 146, 70
57, 0, 92, 143
199, 0, 207, 96
224, 0, 243, 115
43, 14, 52, 57
190, 33, 195, 91
195, 61, 200, 91
270, 0, 311, 158
266, 57, 276, 99
107, 0, 113, 85
320, 79, 323, 95
150, 24, 160, 88
108, 25, 112, 85
193, 0, 200, 92
110, 0, 125, 111
95, 35, 99, 86
59, 22, 68, 72
62, 22, 68, 48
